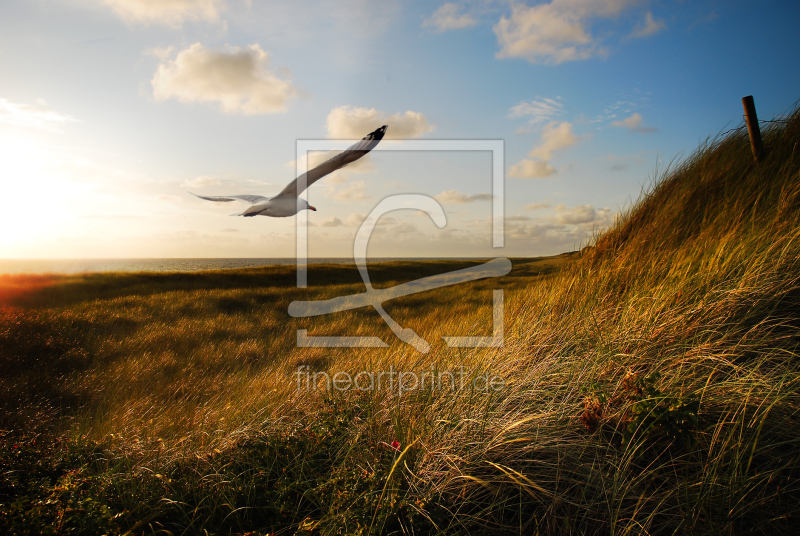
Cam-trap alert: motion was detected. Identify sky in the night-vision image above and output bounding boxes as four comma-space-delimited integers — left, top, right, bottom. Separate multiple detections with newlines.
1, 0, 798, 259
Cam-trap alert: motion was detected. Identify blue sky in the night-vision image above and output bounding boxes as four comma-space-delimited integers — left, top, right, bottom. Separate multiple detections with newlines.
1, 0, 798, 259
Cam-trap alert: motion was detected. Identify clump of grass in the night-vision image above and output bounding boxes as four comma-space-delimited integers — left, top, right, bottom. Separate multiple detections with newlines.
1, 106, 800, 534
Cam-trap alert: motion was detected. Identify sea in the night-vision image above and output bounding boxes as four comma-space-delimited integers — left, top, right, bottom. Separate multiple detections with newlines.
0, 258, 479, 275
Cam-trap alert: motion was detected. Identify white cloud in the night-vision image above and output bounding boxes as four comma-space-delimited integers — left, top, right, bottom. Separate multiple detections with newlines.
345, 212, 368, 226
454, 202, 616, 252
525, 202, 551, 210
553, 203, 612, 225
319, 217, 344, 227
368, 218, 419, 235
529, 121, 581, 160
611, 112, 656, 133
630, 12, 665, 38
493, 0, 639, 64
376, 216, 398, 226
509, 97, 564, 126
0, 98, 77, 131
327, 106, 433, 139
494, 203, 615, 250
98, 0, 224, 27
508, 159, 557, 179
144, 45, 175, 60
435, 189, 493, 203
327, 180, 371, 201
553, 204, 597, 224
393, 222, 419, 234
600, 100, 636, 120
423, 3, 477, 32
182, 175, 222, 188
510, 120, 581, 179
152, 43, 298, 114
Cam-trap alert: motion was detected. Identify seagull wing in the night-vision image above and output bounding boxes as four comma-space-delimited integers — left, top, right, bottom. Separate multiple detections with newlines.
188, 192, 269, 204
271, 125, 387, 201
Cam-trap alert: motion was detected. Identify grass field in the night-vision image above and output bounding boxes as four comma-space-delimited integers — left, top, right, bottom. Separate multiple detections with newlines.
2, 106, 800, 535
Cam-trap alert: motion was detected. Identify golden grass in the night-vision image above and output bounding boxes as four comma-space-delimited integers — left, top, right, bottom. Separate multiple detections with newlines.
1, 107, 800, 534
0, 257, 565, 445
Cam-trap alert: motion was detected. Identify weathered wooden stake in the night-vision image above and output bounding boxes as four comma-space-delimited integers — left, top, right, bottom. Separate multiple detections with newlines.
742, 95, 764, 162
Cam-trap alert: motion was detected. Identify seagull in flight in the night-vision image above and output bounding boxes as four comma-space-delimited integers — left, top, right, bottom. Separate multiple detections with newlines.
190, 125, 387, 217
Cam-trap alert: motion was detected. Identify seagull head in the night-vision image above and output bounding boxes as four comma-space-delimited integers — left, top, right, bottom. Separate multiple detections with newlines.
298, 198, 317, 212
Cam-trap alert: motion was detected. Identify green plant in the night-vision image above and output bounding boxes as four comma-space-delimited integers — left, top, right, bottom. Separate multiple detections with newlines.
622, 372, 700, 447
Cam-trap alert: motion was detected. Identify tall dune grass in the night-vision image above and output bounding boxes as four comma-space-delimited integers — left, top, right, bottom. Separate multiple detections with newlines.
2, 107, 800, 534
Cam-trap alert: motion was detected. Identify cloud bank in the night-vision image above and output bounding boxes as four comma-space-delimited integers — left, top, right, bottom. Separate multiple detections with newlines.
0, 98, 77, 131
435, 190, 493, 203
509, 120, 582, 178
327, 106, 433, 139
509, 97, 564, 126
423, 3, 477, 32
98, 0, 224, 27
508, 159, 557, 179
611, 112, 657, 133
494, 0, 639, 64
529, 120, 580, 160
152, 43, 298, 114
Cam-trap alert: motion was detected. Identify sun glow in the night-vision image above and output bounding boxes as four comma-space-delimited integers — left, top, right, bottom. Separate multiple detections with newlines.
0, 134, 83, 253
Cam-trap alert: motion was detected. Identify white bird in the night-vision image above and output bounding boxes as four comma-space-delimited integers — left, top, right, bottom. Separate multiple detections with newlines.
190, 125, 387, 217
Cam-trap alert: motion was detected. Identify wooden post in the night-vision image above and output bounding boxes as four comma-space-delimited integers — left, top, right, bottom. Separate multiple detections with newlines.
742, 95, 764, 162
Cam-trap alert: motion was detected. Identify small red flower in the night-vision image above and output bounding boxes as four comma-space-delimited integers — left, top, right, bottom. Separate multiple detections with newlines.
390, 440, 400, 450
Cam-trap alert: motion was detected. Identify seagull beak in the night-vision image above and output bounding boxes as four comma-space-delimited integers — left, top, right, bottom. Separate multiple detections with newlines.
309, 205, 317, 211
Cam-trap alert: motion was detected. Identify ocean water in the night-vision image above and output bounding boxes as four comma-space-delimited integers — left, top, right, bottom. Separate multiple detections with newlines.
0, 258, 475, 275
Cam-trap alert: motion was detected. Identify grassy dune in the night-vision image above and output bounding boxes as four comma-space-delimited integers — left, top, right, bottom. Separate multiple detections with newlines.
2, 107, 800, 534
